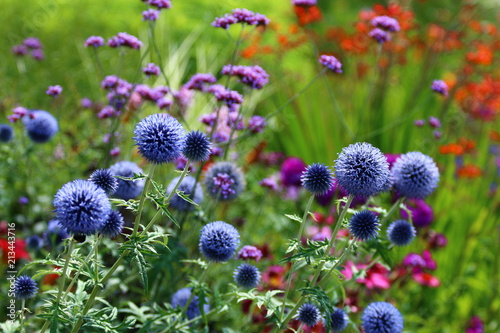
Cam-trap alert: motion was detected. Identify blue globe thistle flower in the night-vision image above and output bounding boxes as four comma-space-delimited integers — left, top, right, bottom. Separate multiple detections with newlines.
0, 124, 14, 142
301, 163, 334, 195
167, 176, 203, 211
334, 142, 390, 198
89, 169, 118, 195
234, 263, 260, 288
171, 288, 210, 320
53, 180, 111, 235
297, 303, 321, 327
204, 162, 245, 201
387, 220, 416, 246
391, 152, 439, 199
26, 235, 44, 250
22, 110, 58, 143
109, 161, 145, 200
330, 308, 349, 332
133, 113, 186, 164
361, 302, 404, 333
199, 221, 240, 262
182, 130, 211, 162
349, 210, 380, 241
44, 220, 69, 246
14, 276, 38, 300
99, 210, 124, 238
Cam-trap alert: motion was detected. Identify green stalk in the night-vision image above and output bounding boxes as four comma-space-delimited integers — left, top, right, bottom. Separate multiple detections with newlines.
20, 299, 26, 333
379, 197, 405, 226
132, 165, 156, 236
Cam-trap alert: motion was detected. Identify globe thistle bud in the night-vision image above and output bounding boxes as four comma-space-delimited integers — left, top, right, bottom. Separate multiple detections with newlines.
297, 303, 321, 327
99, 210, 124, 238
391, 152, 439, 199
171, 288, 210, 320
349, 210, 380, 241
14, 276, 38, 300
182, 130, 211, 162
234, 263, 260, 288
301, 163, 334, 195
387, 220, 416, 246
330, 308, 349, 331
22, 110, 58, 143
199, 221, 240, 262
89, 169, 118, 195
0, 124, 14, 142
109, 161, 145, 200
361, 302, 404, 333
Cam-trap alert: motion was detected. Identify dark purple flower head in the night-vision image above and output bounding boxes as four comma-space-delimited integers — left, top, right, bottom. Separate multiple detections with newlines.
428, 231, 447, 249
400, 199, 434, 227
0, 124, 14, 142
362, 302, 404, 333
292, 0, 317, 7
54, 180, 111, 235
349, 210, 380, 241
319, 55, 343, 73
101, 75, 120, 89
46, 85, 63, 97
22, 110, 58, 143
14, 276, 38, 300
99, 210, 124, 238
369, 28, 392, 44
142, 9, 160, 21
12, 45, 28, 56
183, 130, 211, 162
466, 316, 484, 333
98, 106, 118, 119
84, 36, 105, 47
206, 84, 244, 111
428, 116, 441, 128
31, 49, 45, 61
387, 220, 416, 246
248, 116, 267, 133
234, 263, 260, 288
212, 8, 270, 29
108, 32, 142, 49
371, 15, 400, 32
301, 163, 334, 195
18, 196, 29, 205
184, 73, 217, 91
156, 97, 173, 110
199, 221, 240, 262
148, 0, 172, 9
237, 245, 263, 261
142, 63, 161, 76
26, 235, 44, 250
403, 252, 426, 267
330, 308, 349, 332
89, 169, 118, 195
204, 162, 245, 201
297, 303, 321, 327
221, 65, 269, 89
433, 130, 442, 139
431, 80, 448, 97
23, 37, 43, 49
281, 157, 307, 187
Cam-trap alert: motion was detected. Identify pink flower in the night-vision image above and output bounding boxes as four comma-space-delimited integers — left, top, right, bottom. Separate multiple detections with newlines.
412, 272, 440, 287
341, 261, 391, 290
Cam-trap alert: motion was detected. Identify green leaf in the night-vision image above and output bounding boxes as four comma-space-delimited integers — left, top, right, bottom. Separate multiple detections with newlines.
176, 190, 199, 207
284, 214, 302, 223
134, 249, 150, 299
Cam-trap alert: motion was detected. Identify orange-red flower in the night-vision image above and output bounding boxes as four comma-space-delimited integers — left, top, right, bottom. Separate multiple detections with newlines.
457, 164, 482, 178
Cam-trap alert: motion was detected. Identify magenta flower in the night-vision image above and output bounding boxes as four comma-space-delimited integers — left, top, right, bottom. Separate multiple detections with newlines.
318, 55, 342, 73
142, 9, 160, 21
84, 36, 105, 47
46, 85, 63, 97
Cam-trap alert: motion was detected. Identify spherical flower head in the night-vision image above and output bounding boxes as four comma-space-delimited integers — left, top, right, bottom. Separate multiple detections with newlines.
431, 80, 448, 97
301, 163, 334, 195
142, 63, 160, 76
14, 276, 38, 300
0, 124, 14, 142
387, 220, 416, 246
281, 157, 307, 187
142, 9, 160, 21
371, 15, 400, 32
89, 169, 118, 195
134, 113, 186, 164
234, 263, 260, 288
237, 245, 263, 261
171, 288, 210, 320
182, 130, 211, 162
54, 180, 111, 235
362, 302, 404, 333
297, 303, 320, 327
167, 176, 203, 211
84, 36, 105, 47
349, 210, 380, 241
319, 55, 343, 73
99, 210, 124, 238
44, 220, 69, 246
391, 152, 439, 199
26, 235, 44, 250
369, 28, 391, 44
334, 142, 390, 198
199, 221, 240, 262
204, 162, 245, 201
109, 161, 145, 200
22, 110, 58, 143
330, 308, 349, 331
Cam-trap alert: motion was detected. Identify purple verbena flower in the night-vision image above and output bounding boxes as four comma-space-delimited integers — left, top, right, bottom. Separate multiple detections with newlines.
259, 177, 279, 191
248, 116, 267, 133
142, 9, 160, 21
292, 0, 317, 7
414, 119, 425, 127
212, 8, 270, 29
369, 28, 391, 44
221, 65, 269, 89
206, 84, 244, 110
428, 116, 441, 128
430, 80, 448, 97
184, 73, 217, 91
318, 55, 343, 73
46, 85, 63, 97
31, 49, 45, 61
157, 97, 173, 109
148, 0, 172, 9
142, 63, 161, 76
84, 36, 105, 47
12, 45, 28, 56
108, 32, 142, 49
237, 245, 263, 261
371, 15, 400, 32
23, 37, 43, 49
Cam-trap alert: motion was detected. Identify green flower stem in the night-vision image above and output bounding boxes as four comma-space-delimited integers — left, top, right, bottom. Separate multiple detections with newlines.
279, 195, 315, 322
20, 299, 26, 333
92, 48, 105, 78
318, 239, 356, 289
132, 165, 156, 236
379, 197, 405, 226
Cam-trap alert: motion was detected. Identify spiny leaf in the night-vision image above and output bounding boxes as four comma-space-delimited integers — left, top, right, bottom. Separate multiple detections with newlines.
284, 214, 302, 223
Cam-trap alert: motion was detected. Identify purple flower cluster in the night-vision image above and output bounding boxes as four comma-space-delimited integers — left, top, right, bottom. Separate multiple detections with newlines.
100, 75, 134, 111
371, 15, 401, 32
184, 73, 217, 91
368, 28, 391, 44
248, 115, 266, 133
46, 85, 63, 97
206, 84, 244, 111
11, 37, 44, 60
430, 80, 448, 97
142, 9, 160, 21
108, 32, 142, 49
142, 63, 161, 76
148, 0, 171, 9
84, 36, 105, 47
292, 0, 317, 7
237, 245, 263, 261
212, 8, 270, 30
221, 65, 269, 89
318, 55, 343, 73
98, 106, 120, 119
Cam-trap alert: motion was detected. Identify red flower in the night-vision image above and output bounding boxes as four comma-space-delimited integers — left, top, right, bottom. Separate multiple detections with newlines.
0, 238, 31, 264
